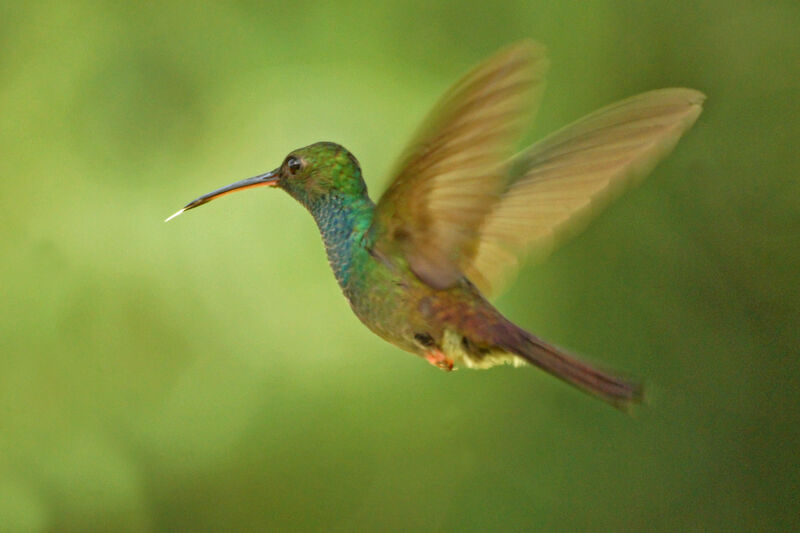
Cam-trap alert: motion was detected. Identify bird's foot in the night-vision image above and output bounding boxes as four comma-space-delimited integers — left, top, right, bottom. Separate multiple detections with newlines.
424, 350, 454, 371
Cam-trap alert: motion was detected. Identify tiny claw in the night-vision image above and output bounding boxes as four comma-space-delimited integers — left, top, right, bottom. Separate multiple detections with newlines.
425, 350, 454, 371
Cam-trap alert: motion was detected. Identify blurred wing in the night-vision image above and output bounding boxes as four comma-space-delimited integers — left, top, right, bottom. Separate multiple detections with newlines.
466, 88, 705, 296
369, 41, 549, 289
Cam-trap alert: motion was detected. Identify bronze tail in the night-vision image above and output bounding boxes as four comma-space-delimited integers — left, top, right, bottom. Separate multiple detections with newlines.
500, 328, 643, 409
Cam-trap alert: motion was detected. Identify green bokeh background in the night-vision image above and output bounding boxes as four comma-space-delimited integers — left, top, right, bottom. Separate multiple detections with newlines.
1, 1, 798, 531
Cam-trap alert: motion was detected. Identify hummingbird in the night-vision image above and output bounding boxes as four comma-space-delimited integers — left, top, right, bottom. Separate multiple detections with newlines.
167, 42, 703, 408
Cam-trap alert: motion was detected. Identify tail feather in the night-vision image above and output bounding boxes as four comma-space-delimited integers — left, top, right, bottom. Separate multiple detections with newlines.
500, 328, 643, 408
446, 287, 643, 408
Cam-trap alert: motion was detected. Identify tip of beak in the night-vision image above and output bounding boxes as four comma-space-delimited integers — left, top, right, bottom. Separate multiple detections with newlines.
164, 208, 186, 223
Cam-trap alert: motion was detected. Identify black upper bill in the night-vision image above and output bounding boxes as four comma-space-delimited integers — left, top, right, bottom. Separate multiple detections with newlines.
165, 169, 279, 222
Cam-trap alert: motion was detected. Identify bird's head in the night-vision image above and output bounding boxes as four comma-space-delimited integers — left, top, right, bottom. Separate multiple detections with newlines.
165, 142, 367, 221
277, 142, 368, 210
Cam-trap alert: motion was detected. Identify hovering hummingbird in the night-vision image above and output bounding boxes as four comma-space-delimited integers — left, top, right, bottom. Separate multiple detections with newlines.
167, 42, 703, 408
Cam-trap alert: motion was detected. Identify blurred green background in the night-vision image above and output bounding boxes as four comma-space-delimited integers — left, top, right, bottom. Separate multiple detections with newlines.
1, 1, 798, 531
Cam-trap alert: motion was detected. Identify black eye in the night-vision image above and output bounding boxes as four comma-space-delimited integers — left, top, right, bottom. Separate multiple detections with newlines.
286, 157, 302, 174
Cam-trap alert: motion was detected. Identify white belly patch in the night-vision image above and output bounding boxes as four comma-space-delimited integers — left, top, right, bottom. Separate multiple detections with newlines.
441, 329, 527, 370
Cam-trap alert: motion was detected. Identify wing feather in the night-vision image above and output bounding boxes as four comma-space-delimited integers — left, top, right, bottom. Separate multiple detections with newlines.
369, 41, 549, 289
466, 88, 705, 295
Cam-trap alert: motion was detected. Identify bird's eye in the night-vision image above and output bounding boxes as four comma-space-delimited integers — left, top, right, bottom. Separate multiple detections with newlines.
286, 157, 302, 174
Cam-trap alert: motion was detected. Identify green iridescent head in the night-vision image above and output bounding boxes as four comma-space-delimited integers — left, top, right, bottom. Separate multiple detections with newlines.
277, 142, 368, 209
165, 142, 368, 222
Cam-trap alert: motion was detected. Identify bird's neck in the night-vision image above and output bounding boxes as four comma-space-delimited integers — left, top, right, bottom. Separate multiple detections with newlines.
308, 193, 375, 289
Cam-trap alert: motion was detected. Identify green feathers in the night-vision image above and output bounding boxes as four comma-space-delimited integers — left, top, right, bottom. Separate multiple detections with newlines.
279, 142, 369, 209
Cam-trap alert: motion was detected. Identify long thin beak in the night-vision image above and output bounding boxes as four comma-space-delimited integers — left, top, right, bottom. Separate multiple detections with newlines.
165, 169, 280, 222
